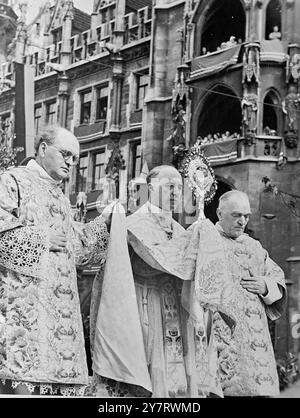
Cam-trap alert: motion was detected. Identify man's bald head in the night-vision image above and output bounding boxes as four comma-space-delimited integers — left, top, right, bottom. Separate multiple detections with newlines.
217, 191, 251, 238
146, 165, 181, 184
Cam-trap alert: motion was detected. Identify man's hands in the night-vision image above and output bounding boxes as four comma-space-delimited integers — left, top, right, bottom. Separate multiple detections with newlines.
49, 228, 67, 252
241, 274, 268, 296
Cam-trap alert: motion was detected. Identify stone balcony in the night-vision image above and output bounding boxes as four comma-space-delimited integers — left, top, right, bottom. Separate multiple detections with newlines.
74, 120, 107, 141
190, 40, 286, 81
200, 135, 283, 167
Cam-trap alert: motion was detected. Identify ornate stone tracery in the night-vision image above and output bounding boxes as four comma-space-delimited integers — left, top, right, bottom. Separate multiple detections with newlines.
242, 43, 260, 84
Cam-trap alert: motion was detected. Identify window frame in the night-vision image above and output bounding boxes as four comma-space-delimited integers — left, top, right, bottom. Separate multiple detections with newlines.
34, 104, 43, 135
80, 89, 92, 125
91, 149, 106, 190
45, 100, 57, 125
95, 84, 109, 121
136, 71, 149, 110
76, 153, 89, 193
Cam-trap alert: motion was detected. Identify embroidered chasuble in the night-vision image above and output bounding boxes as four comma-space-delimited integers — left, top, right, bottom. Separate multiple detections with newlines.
0, 160, 109, 396
213, 223, 286, 397
90, 202, 230, 398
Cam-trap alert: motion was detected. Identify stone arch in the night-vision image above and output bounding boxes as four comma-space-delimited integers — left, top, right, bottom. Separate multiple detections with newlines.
262, 88, 282, 135
264, 0, 282, 40
204, 175, 235, 224
195, 84, 242, 141
193, 0, 246, 56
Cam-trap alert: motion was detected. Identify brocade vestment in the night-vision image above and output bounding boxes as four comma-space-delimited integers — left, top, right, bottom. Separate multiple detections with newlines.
0, 160, 108, 395
90, 202, 221, 398
214, 223, 286, 397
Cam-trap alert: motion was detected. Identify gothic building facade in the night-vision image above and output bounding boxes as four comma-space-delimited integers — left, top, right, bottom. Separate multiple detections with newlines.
1, 0, 300, 367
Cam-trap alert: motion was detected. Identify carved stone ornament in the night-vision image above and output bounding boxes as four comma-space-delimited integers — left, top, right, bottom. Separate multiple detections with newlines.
284, 131, 298, 148
242, 93, 258, 134
243, 44, 260, 84
244, 0, 252, 10
105, 143, 126, 181
289, 54, 300, 81
286, 0, 295, 8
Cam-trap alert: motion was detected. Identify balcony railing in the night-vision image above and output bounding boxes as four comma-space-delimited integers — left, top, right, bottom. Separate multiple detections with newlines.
199, 135, 282, 166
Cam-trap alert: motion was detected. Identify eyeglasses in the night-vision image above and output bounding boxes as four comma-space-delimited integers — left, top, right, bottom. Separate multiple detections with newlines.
47, 144, 79, 166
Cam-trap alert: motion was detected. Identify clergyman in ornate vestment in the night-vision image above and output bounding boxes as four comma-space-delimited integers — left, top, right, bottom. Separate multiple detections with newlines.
90, 165, 231, 398
0, 125, 109, 396
213, 191, 286, 397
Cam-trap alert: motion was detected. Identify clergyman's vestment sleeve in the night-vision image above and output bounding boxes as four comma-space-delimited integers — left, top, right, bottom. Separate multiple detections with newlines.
0, 172, 50, 278
262, 251, 287, 320
73, 216, 109, 267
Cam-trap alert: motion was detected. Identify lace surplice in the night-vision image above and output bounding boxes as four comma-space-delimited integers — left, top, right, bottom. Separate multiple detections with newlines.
0, 165, 108, 396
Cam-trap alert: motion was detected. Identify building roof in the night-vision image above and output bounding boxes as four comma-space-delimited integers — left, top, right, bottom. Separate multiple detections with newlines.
126, 0, 152, 12
73, 7, 91, 33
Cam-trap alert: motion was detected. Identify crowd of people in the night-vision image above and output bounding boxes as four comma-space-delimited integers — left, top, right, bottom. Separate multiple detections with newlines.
201, 25, 282, 57
0, 123, 287, 399
201, 36, 242, 56
196, 131, 241, 146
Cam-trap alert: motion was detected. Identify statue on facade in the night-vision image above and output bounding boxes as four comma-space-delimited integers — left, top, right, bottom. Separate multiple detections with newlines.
242, 93, 258, 136
74, 191, 87, 223
105, 143, 125, 199
282, 84, 300, 148
282, 85, 300, 132
288, 53, 300, 83
242, 43, 260, 84
167, 94, 189, 169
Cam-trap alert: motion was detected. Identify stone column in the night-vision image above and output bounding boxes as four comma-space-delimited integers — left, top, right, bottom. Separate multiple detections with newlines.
57, 72, 70, 128
110, 56, 123, 133
60, 0, 73, 67
241, 42, 260, 156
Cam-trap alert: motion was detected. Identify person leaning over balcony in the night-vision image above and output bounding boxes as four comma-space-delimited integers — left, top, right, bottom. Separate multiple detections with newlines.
0, 124, 110, 396
213, 191, 286, 397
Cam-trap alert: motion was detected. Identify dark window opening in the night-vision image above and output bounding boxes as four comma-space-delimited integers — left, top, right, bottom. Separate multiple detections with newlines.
92, 151, 106, 190
136, 72, 149, 110
96, 85, 108, 120
80, 90, 92, 124
201, 0, 245, 55
46, 101, 56, 125
76, 154, 88, 193
197, 85, 242, 139
265, 0, 282, 41
263, 93, 278, 135
34, 105, 42, 135
204, 178, 233, 224
131, 142, 142, 179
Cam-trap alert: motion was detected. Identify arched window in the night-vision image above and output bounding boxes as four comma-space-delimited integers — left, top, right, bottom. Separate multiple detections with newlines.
204, 177, 233, 224
197, 85, 242, 139
263, 90, 281, 135
265, 0, 282, 41
200, 0, 245, 54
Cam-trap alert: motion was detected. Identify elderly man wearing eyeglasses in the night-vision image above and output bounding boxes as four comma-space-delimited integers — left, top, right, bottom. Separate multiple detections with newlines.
0, 124, 110, 396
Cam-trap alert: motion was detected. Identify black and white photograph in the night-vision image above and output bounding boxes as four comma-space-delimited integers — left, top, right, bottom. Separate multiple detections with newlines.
0, 0, 299, 404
